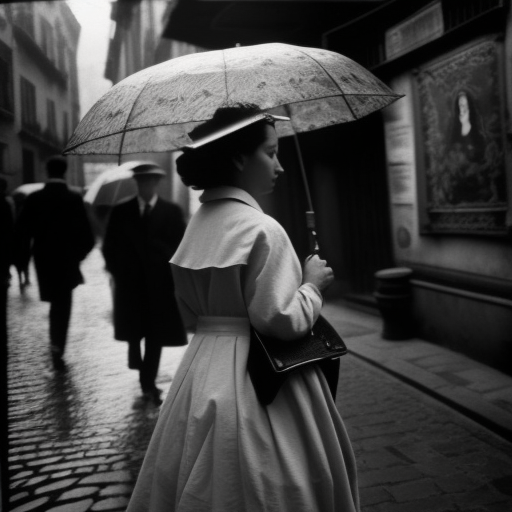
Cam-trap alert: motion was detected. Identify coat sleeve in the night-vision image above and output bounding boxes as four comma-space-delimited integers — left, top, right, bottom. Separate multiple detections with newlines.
73, 195, 95, 261
242, 218, 323, 340
14, 196, 34, 273
102, 206, 122, 275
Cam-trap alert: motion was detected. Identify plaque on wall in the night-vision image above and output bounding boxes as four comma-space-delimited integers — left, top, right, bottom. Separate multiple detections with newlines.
415, 39, 508, 235
385, 2, 444, 61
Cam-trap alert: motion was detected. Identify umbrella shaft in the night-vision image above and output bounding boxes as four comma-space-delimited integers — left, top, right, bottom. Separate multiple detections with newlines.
292, 132, 314, 212
289, 122, 319, 254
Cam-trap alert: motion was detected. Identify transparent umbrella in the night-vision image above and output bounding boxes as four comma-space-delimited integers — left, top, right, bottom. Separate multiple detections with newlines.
63, 42, 402, 158
64, 42, 403, 251
84, 161, 162, 238
84, 163, 139, 207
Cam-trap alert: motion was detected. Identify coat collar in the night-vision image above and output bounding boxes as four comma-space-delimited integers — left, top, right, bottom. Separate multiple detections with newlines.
137, 193, 158, 213
45, 180, 67, 188
199, 186, 263, 213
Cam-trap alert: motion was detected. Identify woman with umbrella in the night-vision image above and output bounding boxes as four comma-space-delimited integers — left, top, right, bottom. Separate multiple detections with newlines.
126, 104, 359, 512
64, 42, 401, 512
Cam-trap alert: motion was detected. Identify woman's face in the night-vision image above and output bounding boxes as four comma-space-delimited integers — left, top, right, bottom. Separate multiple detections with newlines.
458, 94, 469, 121
238, 124, 284, 196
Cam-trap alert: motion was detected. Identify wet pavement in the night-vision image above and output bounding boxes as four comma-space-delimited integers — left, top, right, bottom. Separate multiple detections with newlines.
7, 247, 512, 511
7, 247, 186, 512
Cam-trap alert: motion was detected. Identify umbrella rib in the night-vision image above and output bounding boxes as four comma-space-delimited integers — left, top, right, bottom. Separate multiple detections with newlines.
222, 50, 230, 103
65, 121, 208, 153
294, 48, 359, 121
68, 91, 396, 151
118, 77, 152, 163
64, 90, 400, 155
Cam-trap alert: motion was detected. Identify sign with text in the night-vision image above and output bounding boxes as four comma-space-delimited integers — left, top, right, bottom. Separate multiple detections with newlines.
385, 3, 444, 60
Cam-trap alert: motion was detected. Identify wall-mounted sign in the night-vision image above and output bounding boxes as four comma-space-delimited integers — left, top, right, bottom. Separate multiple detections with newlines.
385, 2, 444, 60
385, 121, 415, 205
415, 39, 508, 235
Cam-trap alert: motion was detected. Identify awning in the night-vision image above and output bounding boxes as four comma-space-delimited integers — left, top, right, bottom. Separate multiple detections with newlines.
162, 0, 385, 49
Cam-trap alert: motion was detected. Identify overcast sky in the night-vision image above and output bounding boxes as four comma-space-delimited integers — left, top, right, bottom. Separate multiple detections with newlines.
66, 0, 113, 118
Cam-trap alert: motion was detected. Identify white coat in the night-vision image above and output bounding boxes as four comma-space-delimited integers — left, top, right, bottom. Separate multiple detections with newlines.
126, 186, 359, 512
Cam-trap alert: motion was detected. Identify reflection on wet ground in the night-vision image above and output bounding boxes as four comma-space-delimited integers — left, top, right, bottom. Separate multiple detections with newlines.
8, 248, 512, 511
7, 247, 186, 512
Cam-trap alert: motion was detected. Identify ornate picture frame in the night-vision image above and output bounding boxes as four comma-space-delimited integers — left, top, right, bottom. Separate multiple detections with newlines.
415, 38, 508, 235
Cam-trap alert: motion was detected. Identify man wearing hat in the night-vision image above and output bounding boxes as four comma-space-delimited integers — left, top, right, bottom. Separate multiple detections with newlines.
15, 155, 95, 369
102, 162, 187, 405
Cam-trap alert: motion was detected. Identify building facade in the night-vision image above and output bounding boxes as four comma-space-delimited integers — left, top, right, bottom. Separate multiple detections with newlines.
104, 0, 203, 217
324, 0, 512, 372
0, 1, 82, 191
104, 0, 511, 371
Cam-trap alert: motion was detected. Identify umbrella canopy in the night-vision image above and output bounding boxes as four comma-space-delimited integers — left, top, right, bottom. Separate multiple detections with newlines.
84, 161, 153, 206
12, 182, 83, 198
63, 42, 402, 157
12, 183, 45, 197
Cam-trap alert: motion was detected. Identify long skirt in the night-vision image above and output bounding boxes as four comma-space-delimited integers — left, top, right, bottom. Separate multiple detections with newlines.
126, 317, 359, 512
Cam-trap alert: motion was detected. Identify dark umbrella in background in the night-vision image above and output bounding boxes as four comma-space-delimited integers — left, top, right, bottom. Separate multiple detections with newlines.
63, 42, 403, 250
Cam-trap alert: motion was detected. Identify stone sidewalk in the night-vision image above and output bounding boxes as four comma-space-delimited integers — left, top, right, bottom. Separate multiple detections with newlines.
7, 248, 187, 512
322, 300, 512, 443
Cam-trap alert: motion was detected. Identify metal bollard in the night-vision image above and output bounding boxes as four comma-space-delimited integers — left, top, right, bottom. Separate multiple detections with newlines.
374, 267, 414, 340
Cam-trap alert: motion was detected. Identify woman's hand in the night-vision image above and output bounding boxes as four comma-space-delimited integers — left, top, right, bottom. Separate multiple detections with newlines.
302, 254, 334, 292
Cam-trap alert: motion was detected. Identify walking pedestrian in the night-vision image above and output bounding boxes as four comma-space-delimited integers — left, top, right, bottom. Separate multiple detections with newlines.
0, 177, 14, 297
126, 104, 359, 512
0, 176, 12, 512
1, 176, 14, 346
102, 162, 187, 405
15, 156, 95, 370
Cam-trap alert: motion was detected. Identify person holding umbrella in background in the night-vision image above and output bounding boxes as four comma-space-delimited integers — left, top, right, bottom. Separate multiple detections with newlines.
102, 162, 187, 405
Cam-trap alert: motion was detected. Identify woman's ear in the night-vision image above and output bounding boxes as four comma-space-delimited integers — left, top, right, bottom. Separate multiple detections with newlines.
233, 153, 245, 172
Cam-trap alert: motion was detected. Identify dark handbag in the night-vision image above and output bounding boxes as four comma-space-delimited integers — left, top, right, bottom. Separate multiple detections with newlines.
247, 315, 348, 405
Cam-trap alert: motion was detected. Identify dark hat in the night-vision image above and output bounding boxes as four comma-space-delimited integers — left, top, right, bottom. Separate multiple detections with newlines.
184, 112, 290, 150
131, 162, 166, 177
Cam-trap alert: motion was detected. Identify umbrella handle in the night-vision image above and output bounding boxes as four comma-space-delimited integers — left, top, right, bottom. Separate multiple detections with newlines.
306, 211, 320, 256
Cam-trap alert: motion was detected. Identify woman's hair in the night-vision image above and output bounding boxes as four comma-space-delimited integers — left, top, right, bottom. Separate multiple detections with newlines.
177, 103, 275, 190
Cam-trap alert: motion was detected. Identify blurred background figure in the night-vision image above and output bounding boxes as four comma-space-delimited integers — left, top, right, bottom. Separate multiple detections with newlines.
102, 162, 187, 405
11, 183, 47, 292
1, 177, 14, 385
83, 161, 143, 239
0, 177, 13, 512
0, 177, 15, 296
15, 156, 95, 370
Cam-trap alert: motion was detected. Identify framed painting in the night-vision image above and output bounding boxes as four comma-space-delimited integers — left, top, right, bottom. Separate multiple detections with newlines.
415, 38, 508, 235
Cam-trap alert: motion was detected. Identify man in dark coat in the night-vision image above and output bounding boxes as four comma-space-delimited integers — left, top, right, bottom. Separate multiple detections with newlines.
15, 156, 95, 369
102, 162, 187, 405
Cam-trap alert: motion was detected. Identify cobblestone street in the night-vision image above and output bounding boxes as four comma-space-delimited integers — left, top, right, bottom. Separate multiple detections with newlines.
7, 247, 512, 511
